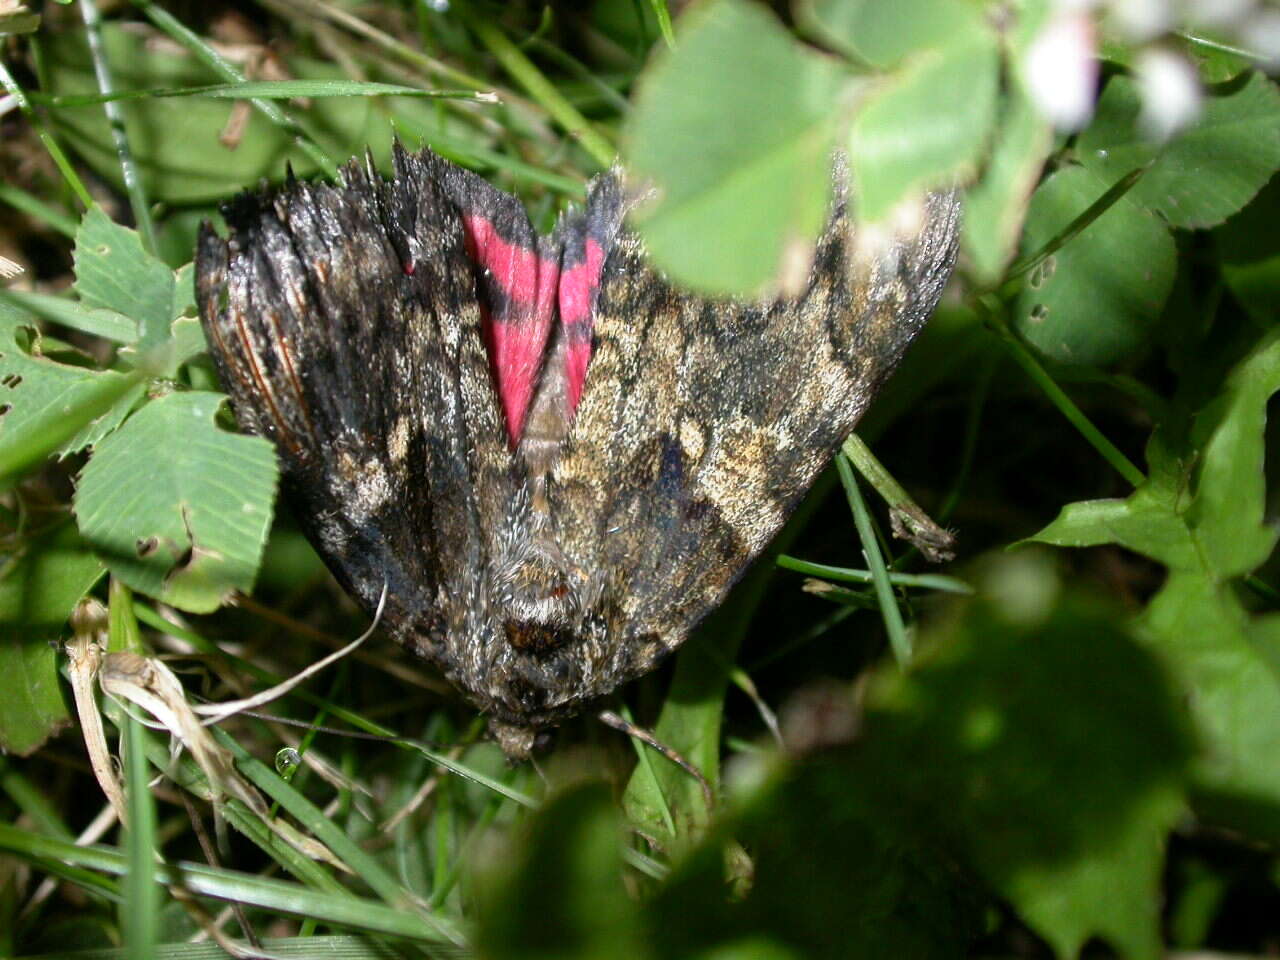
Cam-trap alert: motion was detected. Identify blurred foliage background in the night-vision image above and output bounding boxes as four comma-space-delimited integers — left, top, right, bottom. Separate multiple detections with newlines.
1, 0, 1279, 957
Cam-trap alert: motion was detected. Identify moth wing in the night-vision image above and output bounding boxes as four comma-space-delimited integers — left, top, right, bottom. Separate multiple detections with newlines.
195, 147, 517, 673
552, 170, 961, 685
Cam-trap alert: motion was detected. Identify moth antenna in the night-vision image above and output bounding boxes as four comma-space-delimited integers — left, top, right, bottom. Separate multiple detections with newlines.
597, 710, 714, 811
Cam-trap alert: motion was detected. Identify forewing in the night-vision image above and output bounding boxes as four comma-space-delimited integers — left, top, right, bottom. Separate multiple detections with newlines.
551, 170, 961, 685
195, 148, 517, 673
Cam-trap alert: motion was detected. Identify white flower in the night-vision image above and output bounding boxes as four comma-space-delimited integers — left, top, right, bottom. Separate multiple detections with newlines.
1136, 47, 1202, 140
1052, 0, 1100, 13
1243, 7, 1280, 67
1186, 0, 1254, 29
1108, 0, 1173, 40
1024, 10, 1100, 130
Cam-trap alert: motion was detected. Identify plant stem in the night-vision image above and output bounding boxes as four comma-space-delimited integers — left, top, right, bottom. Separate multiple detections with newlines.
987, 305, 1147, 488
80, 0, 158, 254
837, 453, 911, 665
0, 58, 93, 209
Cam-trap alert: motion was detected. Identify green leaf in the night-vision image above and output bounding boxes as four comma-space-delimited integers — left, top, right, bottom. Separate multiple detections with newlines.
803, 0, 988, 68
1183, 35, 1254, 83
848, 35, 1000, 222
1214, 173, 1280, 325
1014, 166, 1176, 365
626, 0, 845, 294
168, 316, 207, 368
849, 555, 1192, 959
62, 380, 148, 455
74, 391, 278, 613
476, 783, 647, 960
171, 262, 196, 319
1031, 329, 1280, 838
117, 260, 207, 378
7, 213, 200, 401
73, 206, 178, 349
646, 750, 983, 957
1078, 72, 1280, 229
0, 525, 105, 756
0, 308, 144, 476
963, 80, 1054, 285
0, 289, 137, 343
619, 626, 732, 842
0, 636, 72, 759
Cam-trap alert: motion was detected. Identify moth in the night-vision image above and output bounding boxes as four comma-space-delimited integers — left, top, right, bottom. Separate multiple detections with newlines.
195, 145, 960, 757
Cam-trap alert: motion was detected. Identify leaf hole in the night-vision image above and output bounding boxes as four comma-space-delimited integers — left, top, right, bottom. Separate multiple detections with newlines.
1029, 304, 1049, 324
2, 373, 22, 388
0, 403, 10, 417
135, 536, 160, 557
164, 505, 199, 582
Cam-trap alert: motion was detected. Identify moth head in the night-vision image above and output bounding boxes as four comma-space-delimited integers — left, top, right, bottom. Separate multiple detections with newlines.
487, 718, 555, 760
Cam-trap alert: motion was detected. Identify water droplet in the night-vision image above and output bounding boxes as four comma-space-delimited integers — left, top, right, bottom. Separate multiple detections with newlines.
275, 747, 301, 778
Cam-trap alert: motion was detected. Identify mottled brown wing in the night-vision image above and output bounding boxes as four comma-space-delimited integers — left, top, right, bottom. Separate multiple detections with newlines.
550, 170, 961, 687
195, 147, 518, 683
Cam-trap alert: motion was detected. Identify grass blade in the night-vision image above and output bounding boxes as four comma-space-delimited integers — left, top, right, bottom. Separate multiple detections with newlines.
836, 450, 911, 665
